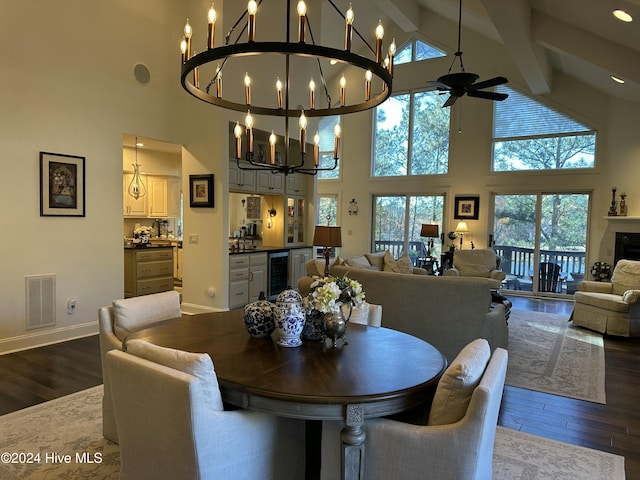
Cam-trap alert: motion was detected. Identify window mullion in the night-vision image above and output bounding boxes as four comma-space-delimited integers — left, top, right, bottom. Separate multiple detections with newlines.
407, 92, 415, 175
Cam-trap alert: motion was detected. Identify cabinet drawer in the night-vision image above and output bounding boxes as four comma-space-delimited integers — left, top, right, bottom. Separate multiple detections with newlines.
136, 249, 173, 262
250, 253, 268, 266
137, 260, 174, 279
229, 281, 248, 308
229, 267, 249, 281
230, 255, 250, 268
136, 277, 174, 296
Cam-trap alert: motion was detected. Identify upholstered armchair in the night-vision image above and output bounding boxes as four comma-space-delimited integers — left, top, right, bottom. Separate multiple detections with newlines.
321, 340, 508, 480
98, 290, 181, 443
107, 340, 305, 480
571, 259, 640, 336
444, 248, 506, 288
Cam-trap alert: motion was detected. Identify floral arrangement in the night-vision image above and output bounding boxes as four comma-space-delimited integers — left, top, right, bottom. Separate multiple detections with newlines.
134, 225, 154, 238
590, 261, 612, 282
305, 275, 365, 315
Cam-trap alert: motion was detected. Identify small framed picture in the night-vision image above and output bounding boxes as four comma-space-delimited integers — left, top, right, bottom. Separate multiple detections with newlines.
454, 196, 479, 220
189, 174, 214, 208
40, 151, 86, 217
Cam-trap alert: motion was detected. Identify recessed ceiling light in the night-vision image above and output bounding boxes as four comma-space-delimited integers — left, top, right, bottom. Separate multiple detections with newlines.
611, 75, 625, 84
613, 9, 633, 22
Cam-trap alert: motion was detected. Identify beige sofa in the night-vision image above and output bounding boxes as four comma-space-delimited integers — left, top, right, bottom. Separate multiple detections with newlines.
571, 259, 640, 336
299, 256, 507, 362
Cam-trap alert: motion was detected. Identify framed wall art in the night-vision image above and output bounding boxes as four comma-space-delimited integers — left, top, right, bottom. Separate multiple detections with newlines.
454, 196, 479, 220
189, 174, 215, 208
40, 151, 86, 217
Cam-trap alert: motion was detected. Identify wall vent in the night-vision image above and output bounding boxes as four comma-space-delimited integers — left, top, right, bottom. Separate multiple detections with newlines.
25, 274, 56, 330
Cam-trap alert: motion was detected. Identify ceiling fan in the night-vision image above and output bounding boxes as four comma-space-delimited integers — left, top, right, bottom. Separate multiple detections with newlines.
428, 0, 509, 107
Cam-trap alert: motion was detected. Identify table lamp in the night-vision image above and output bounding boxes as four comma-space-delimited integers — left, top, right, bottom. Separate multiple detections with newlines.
420, 224, 439, 257
313, 225, 342, 274
455, 221, 469, 249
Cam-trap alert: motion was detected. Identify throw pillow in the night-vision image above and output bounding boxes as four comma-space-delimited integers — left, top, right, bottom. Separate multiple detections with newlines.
427, 338, 491, 426
346, 255, 375, 270
126, 339, 224, 411
306, 259, 323, 277
365, 251, 386, 271
383, 251, 413, 274
112, 291, 181, 340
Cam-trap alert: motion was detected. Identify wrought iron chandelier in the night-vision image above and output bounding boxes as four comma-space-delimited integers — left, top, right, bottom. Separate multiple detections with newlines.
179, 0, 394, 175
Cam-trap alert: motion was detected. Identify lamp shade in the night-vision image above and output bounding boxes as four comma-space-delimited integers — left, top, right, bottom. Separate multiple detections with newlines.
313, 225, 342, 247
420, 224, 439, 238
455, 221, 469, 233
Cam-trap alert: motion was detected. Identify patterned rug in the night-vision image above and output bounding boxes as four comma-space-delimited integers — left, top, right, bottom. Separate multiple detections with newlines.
0, 386, 625, 480
506, 309, 606, 403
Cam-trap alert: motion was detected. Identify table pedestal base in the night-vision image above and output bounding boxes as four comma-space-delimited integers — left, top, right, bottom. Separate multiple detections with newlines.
341, 404, 365, 480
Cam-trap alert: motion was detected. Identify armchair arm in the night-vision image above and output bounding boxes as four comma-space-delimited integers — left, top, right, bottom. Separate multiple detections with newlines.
622, 290, 640, 304
577, 281, 613, 294
443, 267, 460, 277
489, 270, 506, 282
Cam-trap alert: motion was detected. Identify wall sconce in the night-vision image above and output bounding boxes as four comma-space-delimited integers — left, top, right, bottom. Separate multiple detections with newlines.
266, 206, 276, 229
348, 198, 358, 215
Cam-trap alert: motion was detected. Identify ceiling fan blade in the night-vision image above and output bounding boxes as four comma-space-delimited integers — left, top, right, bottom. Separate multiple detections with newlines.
466, 90, 509, 101
469, 76, 508, 90
442, 94, 460, 107
427, 80, 451, 91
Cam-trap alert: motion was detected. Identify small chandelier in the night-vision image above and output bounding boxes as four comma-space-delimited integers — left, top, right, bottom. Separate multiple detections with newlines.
127, 137, 146, 199
179, 0, 394, 175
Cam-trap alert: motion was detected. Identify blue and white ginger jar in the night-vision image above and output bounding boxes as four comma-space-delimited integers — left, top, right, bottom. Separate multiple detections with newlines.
274, 286, 305, 347
243, 291, 274, 338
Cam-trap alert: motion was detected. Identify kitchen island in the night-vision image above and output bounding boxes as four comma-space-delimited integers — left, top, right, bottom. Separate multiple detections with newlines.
124, 245, 174, 298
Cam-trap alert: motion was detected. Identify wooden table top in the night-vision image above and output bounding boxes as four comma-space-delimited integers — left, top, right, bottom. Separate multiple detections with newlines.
125, 310, 447, 418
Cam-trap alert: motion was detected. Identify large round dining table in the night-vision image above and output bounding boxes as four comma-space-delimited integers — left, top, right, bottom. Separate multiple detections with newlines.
125, 309, 447, 480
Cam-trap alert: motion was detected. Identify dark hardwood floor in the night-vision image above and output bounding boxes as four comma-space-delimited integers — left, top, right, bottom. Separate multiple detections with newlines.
0, 296, 638, 479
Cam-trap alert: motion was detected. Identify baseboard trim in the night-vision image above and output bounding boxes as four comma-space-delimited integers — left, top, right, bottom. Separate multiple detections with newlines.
0, 322, 98, 355
180, 302, 228, 315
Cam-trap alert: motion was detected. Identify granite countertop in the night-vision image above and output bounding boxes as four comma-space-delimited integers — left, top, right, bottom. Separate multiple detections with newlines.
124, 243, 176, 250
229, 245, 313, 255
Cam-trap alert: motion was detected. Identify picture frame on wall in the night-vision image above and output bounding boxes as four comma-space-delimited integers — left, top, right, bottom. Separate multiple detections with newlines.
40, 151, 86, 217
454, 196, 479, 220
189, 174, 215, 208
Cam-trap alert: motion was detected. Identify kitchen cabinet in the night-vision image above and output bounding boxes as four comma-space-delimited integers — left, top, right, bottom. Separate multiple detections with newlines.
256, 170, 284, 194
285, 173, 307, 195
229, 252, 268, 309
289, 248, 312, 289
123, 174, 148, 217
286, 195, 306, 246
148, 175, 168, 217
229, 160, 256, 193
174, 246, 183, 281
167, 176, 181, 218
124, 247, 174, 297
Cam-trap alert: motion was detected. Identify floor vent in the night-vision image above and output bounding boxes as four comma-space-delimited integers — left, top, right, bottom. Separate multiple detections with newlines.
25, 274, 56, 330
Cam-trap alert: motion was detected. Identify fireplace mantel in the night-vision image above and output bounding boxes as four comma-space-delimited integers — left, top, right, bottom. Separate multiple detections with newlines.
604, 216, 640, 221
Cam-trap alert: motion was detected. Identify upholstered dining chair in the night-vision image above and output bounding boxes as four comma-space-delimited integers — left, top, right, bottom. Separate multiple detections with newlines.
107, 340, 305, 480
320, 339, 508, 480
98, 290, 181, 443
346, 302, 383, 327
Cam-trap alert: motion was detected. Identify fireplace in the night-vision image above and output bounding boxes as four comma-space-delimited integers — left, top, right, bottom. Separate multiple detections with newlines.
614, 232, 640, 265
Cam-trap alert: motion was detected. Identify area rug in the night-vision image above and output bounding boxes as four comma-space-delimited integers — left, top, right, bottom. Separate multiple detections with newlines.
506, 309, 606, 403
0, 386, 625, 480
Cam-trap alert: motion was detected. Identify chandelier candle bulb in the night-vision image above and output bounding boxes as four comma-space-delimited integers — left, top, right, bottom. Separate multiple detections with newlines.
184, 19, 192, 59
314, 132, 320, 166
388, 38, 396, 75
248, 1, 257, 42
207, 4, 216, 49
276, 77, 283, 108
375, 20, 384, 63
340, 74, 346, 106
180, 37, 188, 64
215, 65, 222, 97
309, 77, 315, 109
245, 111, 254, 153
345, 4, 354, 51
269, 131, 277, 164
299, 111, 307, 153
365, 70, 372, 101
234, 122, 243, 159
333, 124, 341, 159
244, 72, 251, 105
297, 1, 307, 43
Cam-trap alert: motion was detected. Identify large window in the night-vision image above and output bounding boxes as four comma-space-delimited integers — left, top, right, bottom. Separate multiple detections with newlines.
373, 195, 445, 265
317, 116, 340, 180
395, 39, 446, 65
373, 91, 450, 176
317, 195, 338, 225
492, 86, 596, 172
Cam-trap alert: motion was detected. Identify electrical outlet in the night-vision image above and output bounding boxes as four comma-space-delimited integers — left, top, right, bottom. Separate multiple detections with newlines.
189, 233, 198, 244
67, 298, 77, 314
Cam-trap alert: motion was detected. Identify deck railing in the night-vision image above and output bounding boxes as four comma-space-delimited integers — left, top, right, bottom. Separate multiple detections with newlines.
373, 240, 428, 266
493, 245, 586, 277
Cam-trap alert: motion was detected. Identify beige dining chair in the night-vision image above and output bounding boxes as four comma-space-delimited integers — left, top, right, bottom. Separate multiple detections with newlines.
107, 340, 305, 480
321, 339, 508, 480
347, 302, 383, 327
98, 290, 181, 443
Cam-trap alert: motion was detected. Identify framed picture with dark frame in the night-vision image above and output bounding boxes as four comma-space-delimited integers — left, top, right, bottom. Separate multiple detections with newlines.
454, 196, 479, 220
189, 174, 215, 208
39, 151, 86, 217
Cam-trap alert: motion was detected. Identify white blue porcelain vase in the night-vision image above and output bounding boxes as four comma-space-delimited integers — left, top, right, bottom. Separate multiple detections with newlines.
302, 309, 324, 341
274, 287, 305, 347
243, 291, 275, 338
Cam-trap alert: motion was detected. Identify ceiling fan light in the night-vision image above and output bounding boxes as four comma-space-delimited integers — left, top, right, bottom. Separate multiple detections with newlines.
613, 9, 633, 22
611, 75, 625, 84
